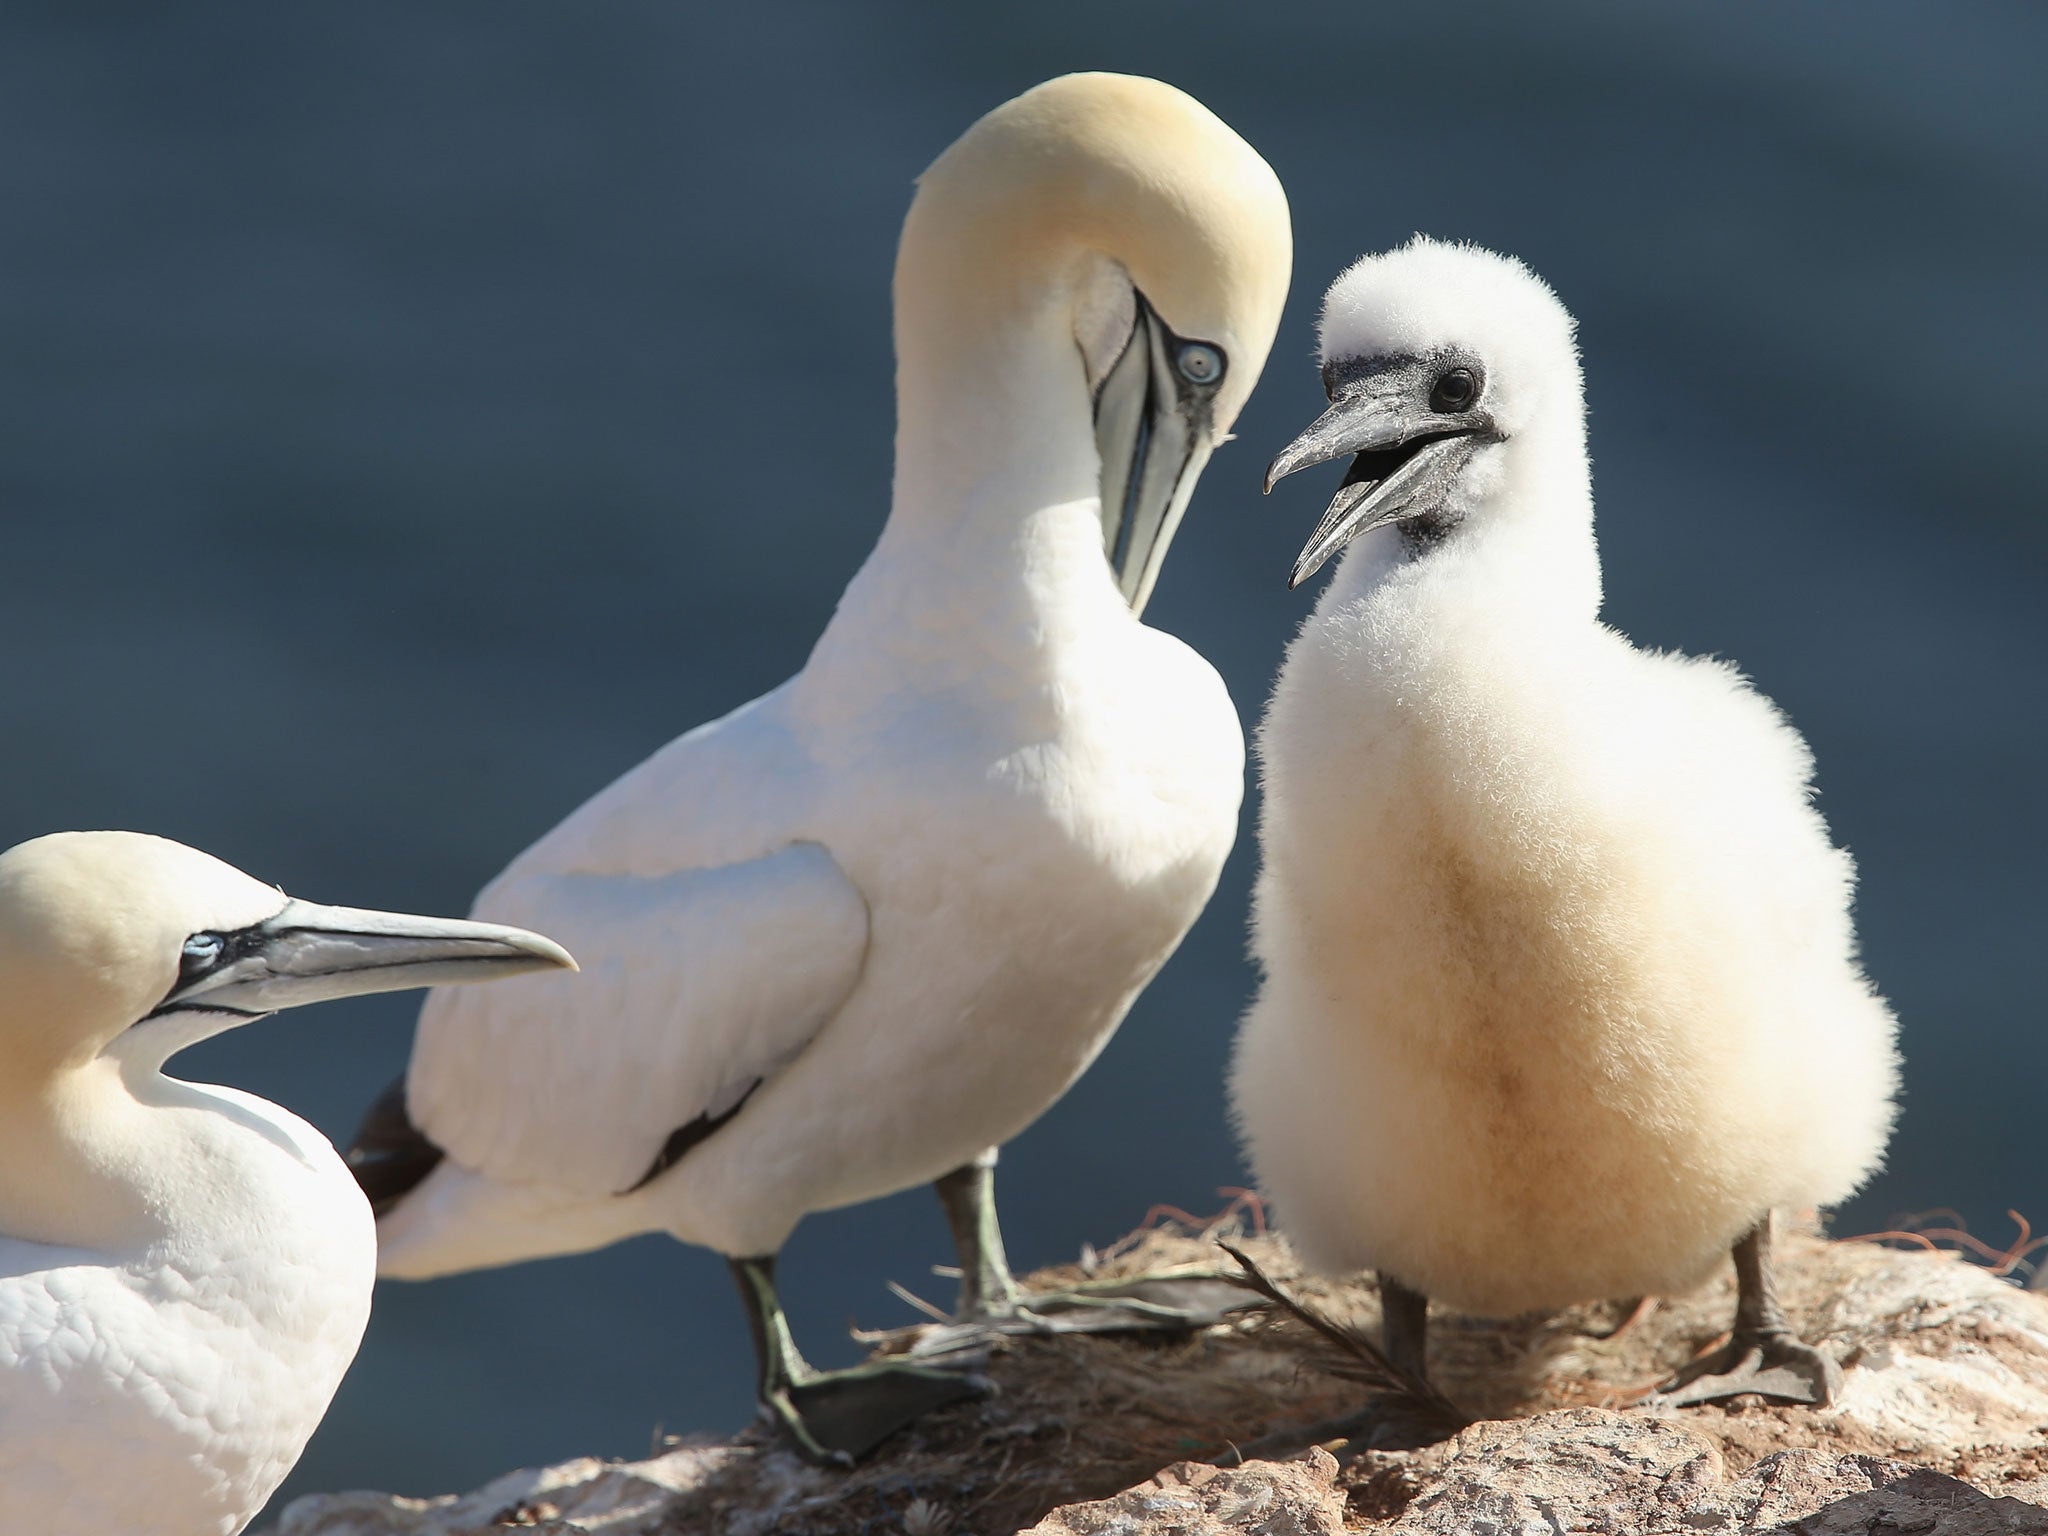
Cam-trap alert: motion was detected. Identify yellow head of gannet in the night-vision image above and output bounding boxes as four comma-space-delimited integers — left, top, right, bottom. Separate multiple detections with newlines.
0, 831, 572, 1536
895, 70, 1291, 611
351, 72, 1291, 1468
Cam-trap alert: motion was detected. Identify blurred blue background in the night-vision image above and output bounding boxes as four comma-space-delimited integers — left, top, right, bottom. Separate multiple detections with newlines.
0, 0, 2041, 1517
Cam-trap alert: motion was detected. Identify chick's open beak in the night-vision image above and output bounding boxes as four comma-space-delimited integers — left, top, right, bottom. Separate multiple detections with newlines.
1267, 360, 1495, 587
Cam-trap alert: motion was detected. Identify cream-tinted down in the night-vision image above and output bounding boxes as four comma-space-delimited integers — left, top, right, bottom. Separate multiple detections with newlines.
1234, 238, 1898, 1409
0, 832, 572, 1536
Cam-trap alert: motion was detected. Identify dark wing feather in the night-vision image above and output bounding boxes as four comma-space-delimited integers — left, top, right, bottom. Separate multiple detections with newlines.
345, 1076, 446, 1216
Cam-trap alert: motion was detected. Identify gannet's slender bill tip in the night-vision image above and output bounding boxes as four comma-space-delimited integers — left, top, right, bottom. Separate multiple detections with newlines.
154, 899, 576, 1021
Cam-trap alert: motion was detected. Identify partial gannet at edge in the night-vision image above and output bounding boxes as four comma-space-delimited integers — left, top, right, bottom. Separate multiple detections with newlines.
347, 72, 1291, 1464
0, 831, 573, 1536
1232, 238, 1899, 1415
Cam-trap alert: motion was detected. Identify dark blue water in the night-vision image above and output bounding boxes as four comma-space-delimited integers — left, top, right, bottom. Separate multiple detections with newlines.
0, 1, 2041, 1515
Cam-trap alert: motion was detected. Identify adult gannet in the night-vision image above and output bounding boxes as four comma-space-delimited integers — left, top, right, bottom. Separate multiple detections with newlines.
1232, 238, 1899, 1412
0, 831, 573, 1536
347, 73, 1291, 1463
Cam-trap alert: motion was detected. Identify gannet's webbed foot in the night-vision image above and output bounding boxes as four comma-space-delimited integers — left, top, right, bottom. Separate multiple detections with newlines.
1655, 1331, 1841, 1407
763, 1358, 987, 1466
731, 1254, 985, 1466
931, 1150, 1256, 1337
1652, 1214, 1841, 1408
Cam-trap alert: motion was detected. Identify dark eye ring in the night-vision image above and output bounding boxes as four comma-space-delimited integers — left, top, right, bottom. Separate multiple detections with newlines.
1176, 341, 1225, 386
179, 932, 225, 981
1430, 367, 1478, 413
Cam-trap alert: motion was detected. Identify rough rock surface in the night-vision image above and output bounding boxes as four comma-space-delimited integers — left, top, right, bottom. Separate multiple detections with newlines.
1022, 1448, 1350, 1535
1030, 1421, 2048, 1536
272, 1227, 2048, 1535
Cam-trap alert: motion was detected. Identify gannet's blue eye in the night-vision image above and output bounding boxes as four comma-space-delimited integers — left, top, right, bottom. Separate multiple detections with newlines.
1176, 342, 1224, 386
1431, 367, 1478, 413
179, 932, 225, 981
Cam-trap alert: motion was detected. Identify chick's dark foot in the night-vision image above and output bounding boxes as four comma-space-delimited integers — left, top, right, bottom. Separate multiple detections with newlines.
762, 1359, 989, 1466
1654, 1329, 1842, 1408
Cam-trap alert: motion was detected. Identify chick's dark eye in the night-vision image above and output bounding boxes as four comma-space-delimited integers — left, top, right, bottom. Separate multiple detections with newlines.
179, 932, 225, 981
1431, 367, 1478, 413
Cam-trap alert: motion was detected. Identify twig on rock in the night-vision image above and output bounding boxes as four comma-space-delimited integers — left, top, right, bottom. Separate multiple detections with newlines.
1845, 1208, 2048, 1282
1217, 1241, 1472, 1448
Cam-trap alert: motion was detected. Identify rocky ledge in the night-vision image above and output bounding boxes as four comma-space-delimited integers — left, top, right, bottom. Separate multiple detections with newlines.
274, 1224, 2048, 1535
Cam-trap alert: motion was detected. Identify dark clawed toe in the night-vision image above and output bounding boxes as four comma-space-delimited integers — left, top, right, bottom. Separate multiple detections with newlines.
764, 1363, 988, 1465
1653, 1332, 1842, 1409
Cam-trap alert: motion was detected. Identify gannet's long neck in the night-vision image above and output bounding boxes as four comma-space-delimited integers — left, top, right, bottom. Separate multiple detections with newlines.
810, 266, 1128, 690
0, 1061, 167, 1251
0, 1040, 309, 1255
890, 267, 1098, 534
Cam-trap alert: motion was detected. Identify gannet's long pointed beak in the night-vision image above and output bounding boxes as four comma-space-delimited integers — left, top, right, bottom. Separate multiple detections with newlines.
151, 899, 576, 1019
1266, 360, 1496, 588
1093, 292, 1229, 615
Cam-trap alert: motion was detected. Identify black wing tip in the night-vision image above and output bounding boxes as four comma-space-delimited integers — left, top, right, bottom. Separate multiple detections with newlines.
345, 1075, 446, 1217
622, 1078, 763, 1194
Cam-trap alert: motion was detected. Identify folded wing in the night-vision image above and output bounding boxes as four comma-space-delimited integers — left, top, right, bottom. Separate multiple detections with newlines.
405, 840, 870, 1196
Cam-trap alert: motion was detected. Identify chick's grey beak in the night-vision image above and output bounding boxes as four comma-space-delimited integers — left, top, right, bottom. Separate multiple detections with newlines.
1266, 362, 1494, 588
154, 898, 577, 1018
1093, 292, 1227, 615
1264, 388, 1418, 494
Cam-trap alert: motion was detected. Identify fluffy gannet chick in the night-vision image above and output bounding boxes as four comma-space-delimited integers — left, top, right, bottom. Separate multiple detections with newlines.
347, 72, 1290, 1463
1232, 238, 1898, 1411
0, 832, 572, 1536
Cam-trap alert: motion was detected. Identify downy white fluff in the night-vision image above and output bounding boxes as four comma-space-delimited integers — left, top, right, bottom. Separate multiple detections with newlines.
1232, 238, 1899, 1316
